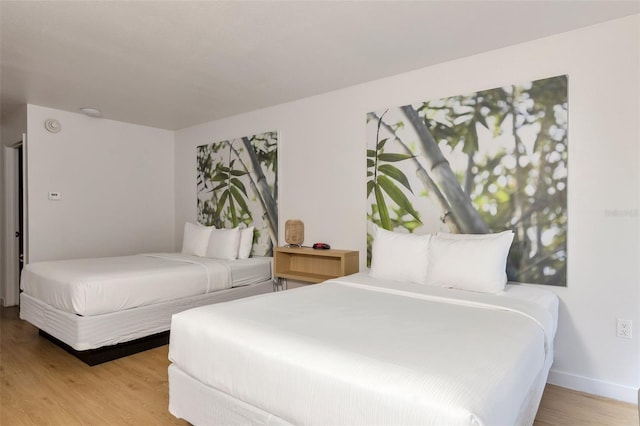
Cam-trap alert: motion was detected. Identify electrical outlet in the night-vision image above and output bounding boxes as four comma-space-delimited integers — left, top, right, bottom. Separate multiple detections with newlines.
616, 319, 632, 339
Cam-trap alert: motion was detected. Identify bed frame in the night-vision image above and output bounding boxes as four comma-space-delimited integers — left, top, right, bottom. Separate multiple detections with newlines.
40, 329, 170, 366
20, 279, 275, 365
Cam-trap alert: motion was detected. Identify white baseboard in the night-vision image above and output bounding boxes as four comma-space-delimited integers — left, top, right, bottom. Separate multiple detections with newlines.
548, 369, 639, 404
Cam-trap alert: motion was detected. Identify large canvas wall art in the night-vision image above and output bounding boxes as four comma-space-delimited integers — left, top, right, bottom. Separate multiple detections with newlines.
197, 131, 278, 257
367, 75, 568, 286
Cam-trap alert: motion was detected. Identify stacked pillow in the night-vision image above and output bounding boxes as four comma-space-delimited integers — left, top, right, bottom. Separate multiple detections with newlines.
237, 226, 255, 259
369, 225, 514, 293
181, 222, 255, 260
181, 222, 213, 257
369, 227, 431, 285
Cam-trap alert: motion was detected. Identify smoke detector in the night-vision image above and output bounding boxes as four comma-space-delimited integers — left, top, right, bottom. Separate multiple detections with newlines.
80, 107, 102, 118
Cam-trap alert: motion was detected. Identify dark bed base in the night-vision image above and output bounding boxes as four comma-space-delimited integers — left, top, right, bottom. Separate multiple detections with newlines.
39, 329, 170, 366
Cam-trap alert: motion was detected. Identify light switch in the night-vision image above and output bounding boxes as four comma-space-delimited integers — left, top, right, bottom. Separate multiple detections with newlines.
48, 191, 61, 201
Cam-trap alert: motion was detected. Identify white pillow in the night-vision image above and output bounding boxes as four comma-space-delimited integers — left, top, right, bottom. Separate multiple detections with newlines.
369, 226, 431, 285
425, 231, 514, 293
237, 226, 255, 259
181, 222, 213, 257
206, 227, 241, 260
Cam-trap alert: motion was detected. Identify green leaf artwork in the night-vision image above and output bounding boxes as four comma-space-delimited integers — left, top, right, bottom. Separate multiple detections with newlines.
366, 75, 568, 286
197, 131, 278, 257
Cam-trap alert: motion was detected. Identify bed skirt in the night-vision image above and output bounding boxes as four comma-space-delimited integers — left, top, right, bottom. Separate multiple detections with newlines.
168, 343, 554, 426
20, 279, 275, 357
169, 364, 292, 426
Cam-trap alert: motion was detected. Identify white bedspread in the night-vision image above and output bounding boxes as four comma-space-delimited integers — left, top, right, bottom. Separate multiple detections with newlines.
21, 253, 233, 316
169, 273, 558, 426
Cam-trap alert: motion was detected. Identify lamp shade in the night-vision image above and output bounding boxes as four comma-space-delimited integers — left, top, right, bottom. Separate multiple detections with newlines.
284, 220, 304, 247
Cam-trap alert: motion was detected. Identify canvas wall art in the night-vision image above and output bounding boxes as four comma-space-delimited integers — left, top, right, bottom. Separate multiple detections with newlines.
367, 75, 568, 286
197, 131, 278, 257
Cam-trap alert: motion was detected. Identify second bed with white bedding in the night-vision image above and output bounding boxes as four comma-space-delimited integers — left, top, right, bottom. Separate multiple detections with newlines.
19, 253, 275, 354
169, 272, 558, 426
21, 253, 273, 316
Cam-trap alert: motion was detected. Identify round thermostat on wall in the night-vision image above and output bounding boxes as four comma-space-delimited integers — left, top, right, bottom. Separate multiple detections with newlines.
44, 118, 61, 133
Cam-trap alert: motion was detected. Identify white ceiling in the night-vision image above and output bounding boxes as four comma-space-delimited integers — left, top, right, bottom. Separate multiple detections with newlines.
1, 1, 638, 131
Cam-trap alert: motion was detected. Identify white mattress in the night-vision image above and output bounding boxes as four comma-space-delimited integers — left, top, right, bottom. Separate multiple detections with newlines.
20, 253, 272, 316
229, 257, 273, 287
169, 272, 558, 426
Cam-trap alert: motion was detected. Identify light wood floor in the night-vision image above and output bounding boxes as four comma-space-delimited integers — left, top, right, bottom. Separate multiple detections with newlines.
1, 306, 638, 425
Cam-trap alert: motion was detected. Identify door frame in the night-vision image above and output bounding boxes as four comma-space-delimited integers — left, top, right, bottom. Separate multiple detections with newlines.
3, 135, 27, 307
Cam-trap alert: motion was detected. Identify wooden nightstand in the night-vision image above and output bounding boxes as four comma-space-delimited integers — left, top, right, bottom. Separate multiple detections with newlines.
274, 247, 359, 289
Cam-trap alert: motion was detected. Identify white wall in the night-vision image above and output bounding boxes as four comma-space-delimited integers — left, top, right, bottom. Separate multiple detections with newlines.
26, 105, 175, 262
175, 15, 640, 402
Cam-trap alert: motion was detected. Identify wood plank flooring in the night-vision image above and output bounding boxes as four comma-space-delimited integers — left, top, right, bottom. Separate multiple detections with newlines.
535, 384, 638, 426
1, 307, 187, 425
1, 306, 638, 425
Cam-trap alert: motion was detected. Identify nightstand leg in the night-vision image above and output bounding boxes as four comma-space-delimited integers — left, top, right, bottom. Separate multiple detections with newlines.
273, 277, 287, 292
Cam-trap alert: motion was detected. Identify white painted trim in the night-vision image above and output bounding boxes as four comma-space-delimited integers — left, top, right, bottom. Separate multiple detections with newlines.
548, 369, 639, 404
3, 145, 20, 306
21, 133, 28, 266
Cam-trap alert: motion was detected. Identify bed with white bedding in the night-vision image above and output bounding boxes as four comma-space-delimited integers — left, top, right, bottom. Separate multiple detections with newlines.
167, 228, 560, 425
20, 252, 274, 364
168, 271, 558, 426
